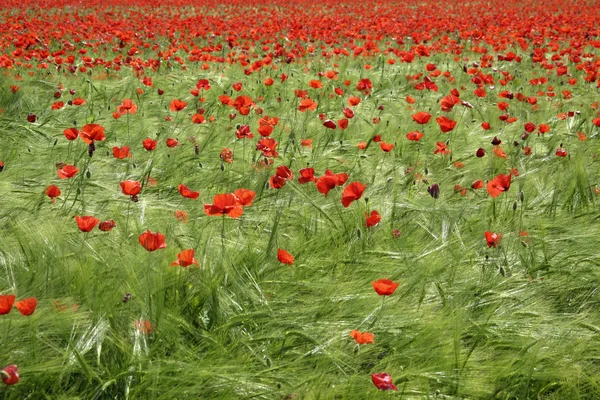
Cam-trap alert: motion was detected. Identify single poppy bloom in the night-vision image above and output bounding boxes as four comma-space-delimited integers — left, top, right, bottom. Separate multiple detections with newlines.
277, 248, 295, 265
434, 142, 450, 155
99, 220, 116, 231
169, 99, 187, 112
365, 210, 381, 227
166, 138, 179, 148
350, 330, 375, 345
472, 180, 484, 189
117, 98, 137, 115
476, 148, 486, 157
0, 295, 16, 315
323, 119, 337, 129
79, 124, 106, 144
264, 77, 274, 86
371, 373, 398, 391
139, 230, 166, 251
538, 124, 550, 134
112, 146, 131, 159
428, 183, 440, 199
593, 118, 600, 127
174, 210, 189, 223
220, 148, 234, 163
436, 116, 457, 132
298, 98, 317, 112
204, 193, 244, 218
298, 168, 316, 184
178, 184, 200, 199
373, 135, 382, 143
343, 107, 354, 118
57, 164, 79, 179
143, 138, 157, 151
63, 128, 79, 140
75, 216, 100, 232
45, 185, 61, 202
412, 111, 431, 124
357, 142, 367, 150
316, 174, 339, 196
256, 138, 279, 158
72, 98, 86, 106
380, 142, 394, 152
233, 189, 256, 206
258, 125, 273, 137
556, 148, 567, 157
120, 180, 141, 196
1, 365, 19, 385
134, 319, 153, 334
171, 249, 198, 267
524, 122, 536, 133
406, 131, 423, 141
486, 173, 511, 198
341, 181, 366, 207
27, 114, 36, 123
14, 297, 37, 316
372, 279, 399, 296
301, 139, 312, 148
484, 231, 502, 248
481, 122, 491, 130
577, 132, 587, 141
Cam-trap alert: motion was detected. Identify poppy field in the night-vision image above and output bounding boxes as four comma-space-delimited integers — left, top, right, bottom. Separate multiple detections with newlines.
2, 0, 600, 398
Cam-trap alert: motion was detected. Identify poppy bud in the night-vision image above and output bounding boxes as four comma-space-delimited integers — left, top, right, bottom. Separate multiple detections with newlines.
68, 100, 73, 106
70, 89, 76, 95
513, 201, 518, 211
54, 91, 61, 98
513, 141, 519, 147
520, 191, 524, 202
1, 364, 19, 385
122, 293, 132, 303
491, 136, 501, 145
476, 148, 486, 157
131, 195, 139, 202
521, 132, 529, 140
220, 163, 225, 171
427, 183, 440, 199
27, 113, 36, 123
86, 170, 91, 178
424, 168, 428, 175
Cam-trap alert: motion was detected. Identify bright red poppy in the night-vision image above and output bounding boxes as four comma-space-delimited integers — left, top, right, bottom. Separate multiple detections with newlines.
169, 99, 187, 111
0, 294, 16, 315
436, 116, 457, 132
365, 210, 381, 227
406, 131, 424, 141
166, 138, 179, 148
112, 146, 131, 159
171, 249, 199, 267
142, 138, 157, 151
1, 364, 19, 385
372, 279, 399, 296
79, 124, 106, 144
412, 111, 431, 124
204, 194, 244, 218
120, 180, 141, 196
63, 128, 78, 140
350, 330, 375, 345
57, 165, 79, 179
277, 248, 295, 265
341, 181, 366, 207
45, 185, 61, 202
371, 373, 398, 391
14, 297, 37, 316
74, 216, 100, 232
380, 142, 394, 152
486, 173, 511, 198
117, 98, 137, 115
139, 230, 167, 251
233, 189, 256, 206
484, 231, 502, 248
270, 165, 293, 189
178, 184, 200, 199
298, 168, 317, 184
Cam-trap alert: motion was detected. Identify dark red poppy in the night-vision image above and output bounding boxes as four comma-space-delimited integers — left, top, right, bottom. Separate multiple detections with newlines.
1, 365, 19, 386
0, 295, 16, 315
371, 373, 398, 391
45, 185, 61, 203
171, 249, 198, 267
277, 248, 295, 265
323, 119, 337, 129
75, 216, 100, 232
486, 173, 511, 198
204, 194, 244, 218
57, 165, 79, 179
14, 297, 37, 316
233, 189, 256, 206
372, 279, 399, 296
139, 230, 166, 251
143, 138, 157, 151
341, 181, 366, 207
99, 220, 116, 231
178, 184, 200, 199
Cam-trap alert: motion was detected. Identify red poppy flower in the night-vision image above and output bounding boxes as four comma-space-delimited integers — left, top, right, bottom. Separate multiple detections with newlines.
380, 142, 394, 152
14, 297, 37, 316
434, 142, 451, 155
0, 295, 16, 315
166, 138, 179, 148
79, 124, 106, 144
45, 185, 61, 202
169, 99, 187, 112
99, 220, 116, 231
75, 216, 100, 232
372, 279, 399, 296
371, 373, 398, 391
365, 210, 381, 227
143, 138, 157, 151
538, 124, 550, 134
63, 128, 78, 140
270, 166, 293, 189
277, 248, 295, 265
117, 98, 137, 115
298, 98, 317, 112
471, 180, 484, 189
436, 116, 457, 132
72, 98, 86, 106
556, 148, 567, 157
341, 182, 366, 207
593, 118, 600, 127
316, 174, 339, 196
484, 231, 502, 248
481, 122, 491, 130
233, 189, 256, 206
175, 210, 189, 223
112, 146, 131, 159
350, 330, 375, 345
1, 365, 19, 385
171, 249, 198, 267
486, 173, 511, 198
412, 111, 431, 124
220, 148, 234, 163
178, 184, 200, 199
120, 180, 141, 196
204, 194, 244, 218
406, 131, 424, 141
139, 230, 166, 251
134, 319, 153, 334
256, 138, 279, 158
258, 125, 273, 137
57, 164, 79, 179
298, 168, 317, 184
